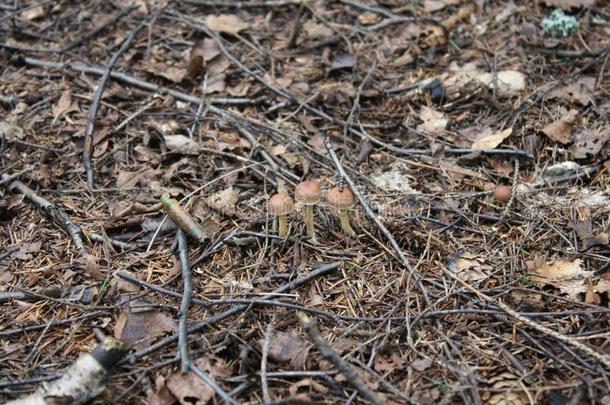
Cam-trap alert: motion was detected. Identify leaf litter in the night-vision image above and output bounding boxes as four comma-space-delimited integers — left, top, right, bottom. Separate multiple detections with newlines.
2, 1, 610, 404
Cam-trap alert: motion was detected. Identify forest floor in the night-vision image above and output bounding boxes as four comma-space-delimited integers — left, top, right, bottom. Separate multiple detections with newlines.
1, 0, 610, 404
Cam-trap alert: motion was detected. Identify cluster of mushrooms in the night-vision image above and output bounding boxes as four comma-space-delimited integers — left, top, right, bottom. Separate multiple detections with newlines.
268, 180, 356, 239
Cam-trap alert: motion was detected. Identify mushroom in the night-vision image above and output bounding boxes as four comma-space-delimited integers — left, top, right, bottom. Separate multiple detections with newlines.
295, 180, 321, 239
327, 185, 355, 236
269, 193, 294, 237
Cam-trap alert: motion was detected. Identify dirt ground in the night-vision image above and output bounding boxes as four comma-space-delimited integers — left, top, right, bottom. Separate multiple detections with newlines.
1, 0, 610, 404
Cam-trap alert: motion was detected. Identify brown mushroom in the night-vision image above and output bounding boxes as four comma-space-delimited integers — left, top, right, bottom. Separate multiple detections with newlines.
269, 193, 294, 237
295, 180, 321, 239
327, 186, 355, 236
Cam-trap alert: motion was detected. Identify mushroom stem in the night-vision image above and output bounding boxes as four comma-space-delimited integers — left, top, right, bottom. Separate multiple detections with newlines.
278, 214, 288, 237
304, 204, 315, 239
339, 209, 355, 236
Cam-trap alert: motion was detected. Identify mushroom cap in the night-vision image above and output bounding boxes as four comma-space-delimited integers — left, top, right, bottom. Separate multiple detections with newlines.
494, 185, 511, 202
327, 186, 355, 209
269, 193, 294, 215
295, 180, 321, 205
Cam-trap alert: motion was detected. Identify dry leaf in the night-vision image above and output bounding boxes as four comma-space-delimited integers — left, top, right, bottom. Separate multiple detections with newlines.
477, 70, 526, 97
53, 89, 74, 122
259, 330, 310, 370
205, 14, 249, 35
373, 352, 405, 373
529, 258, 592, 298
303, 21, 333, 39
329, 53, 356, 72
114, 300, 177, 350
571, 128, 610, 158
207, 187, 239, 217
166, 355, 231, 405
410, 358, 433, 371
424, 0, 460, 13
0, 121, 25, 140
541, 0, 596, 9
417, 107, 448, 134
358, 11, 381, 25
471, 128, 512, 150
487, 372, 528, 405
163, 134, 201, 153
541, 109, 578, 144
146, 376, 175, 405
20, 5, 45, 21
439, 160, 486, 180
549, 77, 595, 105
446, 251, 492, 282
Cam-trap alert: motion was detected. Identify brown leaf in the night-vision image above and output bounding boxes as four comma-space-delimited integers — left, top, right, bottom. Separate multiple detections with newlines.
541, 109, 578, 144
529, 258, 592, 298
166, 355, 231, 405
471, 128, 512, 150
207, 187, 239, 217
446, 251, 491, 282
570, 128, 610, 158
289, 378, 329, 396
358, 11, 381, 25
374, 352, 405, 373
11, 241, 42, 261
205, 14, 249, 35
20, 5, 45, 21
410, 357, 433, 371
53, 89, 75, 122
329, 53, 356, 72
548, 77, 595, 105
146, 376, 175, 405
424, 0, 460, 13
114, 299, 177, 350
541, 0, 596, 9
417, 107, 448, 134
163, 134, 201, 153
303, 21, 334, 39
439, 160, 486, 180
260, 330, 309, 370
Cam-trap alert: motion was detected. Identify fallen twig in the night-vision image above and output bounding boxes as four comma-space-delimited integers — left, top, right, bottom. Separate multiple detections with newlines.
298, 312, 386, 405
0, 311, 109, 337
160, 193, 210, 243
176, 229, 193, 373
20, 57, 265, 107
188, 364, 240, 405
83, 16, 147, 188
129, 262, 341, 361
1, 175, 85, 252
443, 268, 610, 370
324, 138, 432, 305
261, 322, 274, 403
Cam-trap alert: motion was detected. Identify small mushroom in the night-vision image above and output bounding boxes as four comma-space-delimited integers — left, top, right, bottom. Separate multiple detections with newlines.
327, 185, 355, 236
295, 180, 321, 240
269, 193, 294, 237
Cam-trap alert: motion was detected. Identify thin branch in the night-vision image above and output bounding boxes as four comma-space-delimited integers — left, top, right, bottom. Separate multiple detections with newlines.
2, 175, 85, 252
261, 322, 274, 403
189, 364, 240, 405
324, 138, 432, 305
83, 16, 147, 188
298, 312, 386, 405
128, 262, 341, 362
443, 268, 610, 370
177, 229, 193, 373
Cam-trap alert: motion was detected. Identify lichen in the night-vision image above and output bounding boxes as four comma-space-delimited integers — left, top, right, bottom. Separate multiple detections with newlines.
542, 9, 579, 38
